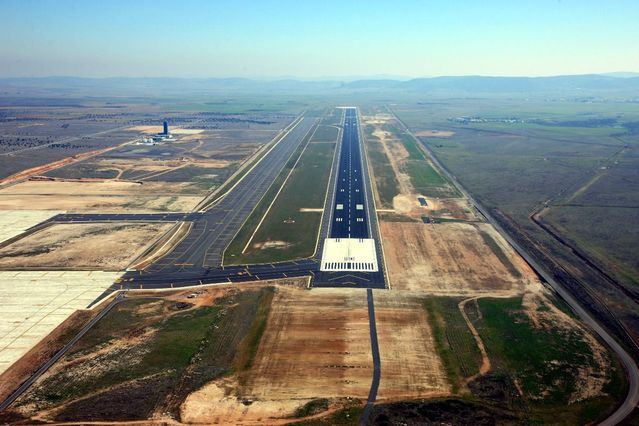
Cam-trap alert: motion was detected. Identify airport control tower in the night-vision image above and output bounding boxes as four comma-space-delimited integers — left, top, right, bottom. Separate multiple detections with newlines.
163, 120, 169, 135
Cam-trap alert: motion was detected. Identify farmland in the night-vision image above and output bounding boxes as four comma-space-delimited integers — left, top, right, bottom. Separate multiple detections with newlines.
391, 97, 639, 360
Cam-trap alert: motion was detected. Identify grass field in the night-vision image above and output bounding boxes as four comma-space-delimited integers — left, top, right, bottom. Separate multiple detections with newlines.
421, 294, 626, 425
225, 116, 337, 264
311, 124, 339, 142
424, 297, 482, 392
470, 296, 624, 424
403, 159, 450, 196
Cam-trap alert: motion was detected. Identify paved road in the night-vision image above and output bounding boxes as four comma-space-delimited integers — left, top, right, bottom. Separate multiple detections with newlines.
391, 108, 639, 426
360, 288, 381, 425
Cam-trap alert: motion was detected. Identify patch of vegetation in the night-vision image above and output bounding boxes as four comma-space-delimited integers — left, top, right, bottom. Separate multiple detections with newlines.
378, 212, 419, 222
468, 372, 527, 412
529, 118, 618, 128
321, 108, 343, 126
363, 124, 400, 207
368, 398, 520, 425
292, 398, 330, 418
476, 297, 589, 402
311, 124, 339, 142
235, 287, 275, 374
472, 296, 623, 423
403, 159, 446, 190
431, 217, 472, 223
424, 298, 482, 391
226, 133, 335, 264
224, 122, 317, 263
294, 401, 363, 425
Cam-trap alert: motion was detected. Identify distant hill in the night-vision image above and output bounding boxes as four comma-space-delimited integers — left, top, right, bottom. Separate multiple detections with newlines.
601, 72, 639, 78
343, 74, 639, 92
1, 74, 639, 97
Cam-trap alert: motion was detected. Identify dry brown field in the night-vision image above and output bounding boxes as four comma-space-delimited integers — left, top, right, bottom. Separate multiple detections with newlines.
0, 222, 172, 270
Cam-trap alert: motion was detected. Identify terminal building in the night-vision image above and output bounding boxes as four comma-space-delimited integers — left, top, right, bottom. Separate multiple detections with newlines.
151, 120, 172, 142
139, 121, 173, 144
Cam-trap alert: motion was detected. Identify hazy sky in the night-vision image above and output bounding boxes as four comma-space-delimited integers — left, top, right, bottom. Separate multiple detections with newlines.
1, 0, 637, 78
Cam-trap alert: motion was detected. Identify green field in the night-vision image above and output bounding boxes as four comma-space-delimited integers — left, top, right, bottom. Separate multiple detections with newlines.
403, 159, 451, 196
225, 122, 336, 264
423, 295, 626, 424
424, 297, 482, 392
471, 297, 625, 424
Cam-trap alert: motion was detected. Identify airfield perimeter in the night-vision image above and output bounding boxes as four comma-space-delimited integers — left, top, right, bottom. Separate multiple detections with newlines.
0, 103, 636, 424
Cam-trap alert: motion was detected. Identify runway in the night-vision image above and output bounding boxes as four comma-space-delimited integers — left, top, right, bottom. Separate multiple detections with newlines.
330, 107, 369, 239
314, 107, 386, 288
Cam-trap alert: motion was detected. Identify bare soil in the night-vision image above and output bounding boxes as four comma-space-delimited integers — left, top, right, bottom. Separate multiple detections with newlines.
180, 286, 372, 423
245, 287, 372, 399
374, 292, 451, 399
381, 221, 539, 295
414, 130, 456, 137
0, 180, 202, 212
0, 222, 172, 270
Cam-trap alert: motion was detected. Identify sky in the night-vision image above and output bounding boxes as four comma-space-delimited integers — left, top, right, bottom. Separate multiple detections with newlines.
1, 0, 638, 78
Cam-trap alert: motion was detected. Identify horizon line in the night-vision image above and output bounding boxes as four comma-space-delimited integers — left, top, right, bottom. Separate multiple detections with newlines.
1, 71, 638, 81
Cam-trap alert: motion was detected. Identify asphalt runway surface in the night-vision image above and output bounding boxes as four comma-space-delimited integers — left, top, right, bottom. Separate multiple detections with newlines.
330, 107, 368, 238
314, 107, 386, 289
